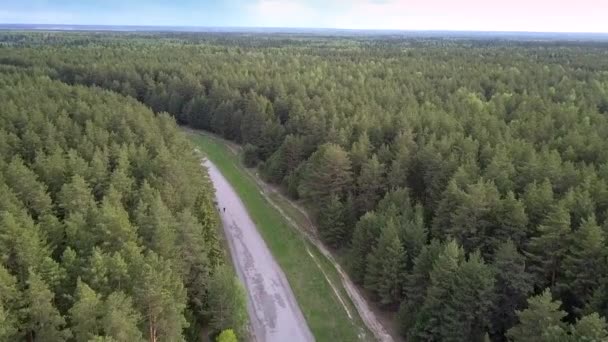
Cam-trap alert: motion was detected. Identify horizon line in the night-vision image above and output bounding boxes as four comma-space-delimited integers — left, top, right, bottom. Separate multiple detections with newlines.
2, 23, 608, 36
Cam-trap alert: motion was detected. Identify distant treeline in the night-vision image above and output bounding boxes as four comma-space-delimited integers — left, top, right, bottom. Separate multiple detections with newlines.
2, 31, 608, 341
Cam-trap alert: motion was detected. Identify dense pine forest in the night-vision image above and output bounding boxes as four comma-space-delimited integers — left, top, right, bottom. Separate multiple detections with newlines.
2, 31, 608, 341
0, 53, 247, 340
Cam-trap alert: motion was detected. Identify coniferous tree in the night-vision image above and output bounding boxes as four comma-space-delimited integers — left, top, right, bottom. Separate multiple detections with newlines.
318, 194, 348, 248
207, 266, 248, 338
70, 280, 102, 342
398, 239, 443, 335
356, 154, 386, 215
299, 143, 353, 207
134, 252, 188, 342
101, 292, 143, 342
0, 264, 19, 341
349, 212, 381, 283
490, 240, 533, 338
506, 289, 567, 342
22, 271, 71, 342
364, 220, 406, 306
525, 203, 571, 288
559, 216, 607, 311
408, 240, 464, 341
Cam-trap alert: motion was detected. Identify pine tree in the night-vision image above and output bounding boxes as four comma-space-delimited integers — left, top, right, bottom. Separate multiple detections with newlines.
318, 194, 348, 248
87, 148, 110, 200
134, 194, 177, 259
400, 204, 427, 271
589, 281, 608, 320
174, 210, 211, 316
522, 179, 554, 228
4, 157, 53, 219
492, 191, 529, 250
525, 203, 571, 288
387, 131, 414, 190
33, 148, 67, 198
0, 264, 19, 341
364, 221, 407, 306
408, 240, 464, 341
484, 146, 515, 194
356, 154, 385, 214
102, 292, 143, 342
431, 179, 465, 239
298, 143, 353, 206
398, 239, 442, 335
449, 179, 501, 253
349, 212, 379, 283
69, 280, 102, 342
559, 215, 607, 311
570, 313, 608, 341
22, 271, 71, 342
58, 174, 96, 217
0, 304, 16, 341
207, 266, 248, 337
490, 240, 533, 338
134, 252, 188, 342
350, 131, 372, 174
95, 198, 138, 253
442, 251, 495, 342
506, 289, 567, 342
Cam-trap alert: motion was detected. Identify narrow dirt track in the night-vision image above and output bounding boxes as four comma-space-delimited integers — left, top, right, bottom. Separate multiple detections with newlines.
204, 159, 314, 342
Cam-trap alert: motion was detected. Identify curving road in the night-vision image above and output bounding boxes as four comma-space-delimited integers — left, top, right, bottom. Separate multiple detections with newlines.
204, 159, 314, 342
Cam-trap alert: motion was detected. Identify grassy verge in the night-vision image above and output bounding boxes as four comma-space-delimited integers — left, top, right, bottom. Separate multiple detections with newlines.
187, 131, 366, 341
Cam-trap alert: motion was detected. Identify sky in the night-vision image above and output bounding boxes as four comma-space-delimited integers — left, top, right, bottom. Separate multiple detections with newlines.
1, 0, 608, 33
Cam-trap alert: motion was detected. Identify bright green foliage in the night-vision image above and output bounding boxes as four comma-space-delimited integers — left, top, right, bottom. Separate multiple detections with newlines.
298, 143, 353, 207
207, 266, 249, 338
216, 329, 238, 342
570, 313, 608, 341
507, 289, 567, 342
507, 289, 608, 342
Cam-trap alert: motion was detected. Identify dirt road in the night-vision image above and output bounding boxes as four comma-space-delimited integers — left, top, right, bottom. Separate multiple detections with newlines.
204, 159, 314, 342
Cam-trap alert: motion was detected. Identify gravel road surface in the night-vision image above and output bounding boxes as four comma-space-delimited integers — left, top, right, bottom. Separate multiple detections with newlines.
204, 159, 314, 342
